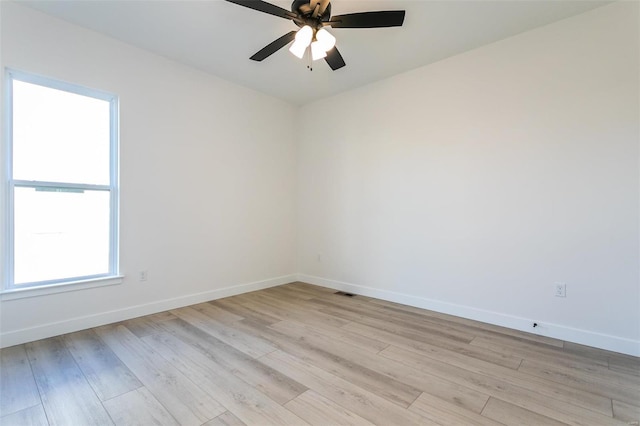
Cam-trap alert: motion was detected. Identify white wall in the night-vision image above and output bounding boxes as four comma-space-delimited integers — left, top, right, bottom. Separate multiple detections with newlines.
297, 2, 640, 355
0, 2, 297, 346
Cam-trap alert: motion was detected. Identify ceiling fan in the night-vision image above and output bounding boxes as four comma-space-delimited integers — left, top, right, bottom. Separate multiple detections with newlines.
225, 0, 406, 70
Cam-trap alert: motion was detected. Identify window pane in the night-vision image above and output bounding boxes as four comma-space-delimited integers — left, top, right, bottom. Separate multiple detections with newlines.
14, 187, 111, 285
12, 80, 111, 185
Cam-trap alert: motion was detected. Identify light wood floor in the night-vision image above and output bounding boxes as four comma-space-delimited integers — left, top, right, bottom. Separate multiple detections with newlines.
1, 282, 639, 426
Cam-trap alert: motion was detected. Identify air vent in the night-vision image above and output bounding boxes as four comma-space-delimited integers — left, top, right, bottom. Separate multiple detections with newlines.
334, 291, 355, 297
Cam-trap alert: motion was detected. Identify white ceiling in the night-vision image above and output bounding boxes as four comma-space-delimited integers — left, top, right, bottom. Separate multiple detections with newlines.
20, 0, 610, 105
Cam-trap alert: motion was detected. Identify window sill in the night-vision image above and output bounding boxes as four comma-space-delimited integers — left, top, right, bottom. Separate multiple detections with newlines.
0, 276, 124, 301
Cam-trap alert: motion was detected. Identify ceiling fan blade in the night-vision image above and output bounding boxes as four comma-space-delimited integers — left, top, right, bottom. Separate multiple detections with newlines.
250, 31, 297, 61
328, 10, 405, 28
324, 46, 346, 70
225, 0, 297, 20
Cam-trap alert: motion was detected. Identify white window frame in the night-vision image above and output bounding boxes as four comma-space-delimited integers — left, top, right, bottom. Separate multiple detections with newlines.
2, 69, 120, 296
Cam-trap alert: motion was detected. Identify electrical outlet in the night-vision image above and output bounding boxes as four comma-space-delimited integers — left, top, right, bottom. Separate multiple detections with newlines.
317, 253, 322, 262
555, 282, 566, 297
139, 270, 148, 282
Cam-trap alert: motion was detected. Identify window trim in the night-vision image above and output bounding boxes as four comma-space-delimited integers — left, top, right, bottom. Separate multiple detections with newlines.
0, 275, 124, 301
4, 68, 120, 291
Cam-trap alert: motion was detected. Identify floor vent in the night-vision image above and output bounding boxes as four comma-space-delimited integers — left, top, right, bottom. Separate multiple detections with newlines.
334, 291, 356, 297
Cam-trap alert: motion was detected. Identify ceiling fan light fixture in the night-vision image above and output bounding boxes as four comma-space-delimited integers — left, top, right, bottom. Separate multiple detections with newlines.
289, 24, 313, 58
315, 28, 336, 51
311, 41, 327, 61
289, 40, 307, 58
226, 0, 405, 71
296, 25, 314, 44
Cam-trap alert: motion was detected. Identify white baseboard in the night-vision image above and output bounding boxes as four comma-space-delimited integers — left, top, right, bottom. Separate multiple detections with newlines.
298, 274, 640, 357
5, 272, 638, 356
0, 274, 296, 348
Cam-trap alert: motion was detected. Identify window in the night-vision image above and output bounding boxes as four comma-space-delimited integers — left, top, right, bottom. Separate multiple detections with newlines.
4, 70, 119, 291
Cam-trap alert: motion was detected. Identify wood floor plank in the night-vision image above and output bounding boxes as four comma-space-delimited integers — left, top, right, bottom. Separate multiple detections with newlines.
260, 350, 439, 425
0, 404, 48, 426
343, 320, 522, 369
230, 299, 297, 323
119, 311, 177, 338
609, 362, 640, 377
243, 320, 424, 408
609, 355, 640, 377
284, 282, 338, 294
25, 337, 113, 425
142, 331, 310, 425
612, 400, 640, 424
103, 387, 179, 426
263, 286, 317, 301
307, 292, 487, 340
471, 336, 609, 367
202, 411, 247, 426
268, 319, 489, 412
209, 299, 282, 325
408, 391, 502, 426
313, 298, 476, 343
95, 324, 224, 426
0, 345, 41, 416
267, 283, 338, 300
63, 329, 142, 401
284, 390, 374, 426
158, 318, 307, 405
171, 306, 277, 358
512, 346, 639, 386
380, 345, 625, 425
472, 334, 610, 367
563, 341, 623, 364
276, 319, 389, 353
241, 292, 351, 329
364, 296, 565, 347
481, 397, 567, 426
191, 302, 244, 323
519, 358, 640, 406
368, 336, 613, 416
234, 318, 490, 414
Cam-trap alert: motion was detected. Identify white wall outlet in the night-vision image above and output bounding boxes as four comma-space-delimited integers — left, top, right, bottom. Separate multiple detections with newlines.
139, 270, 148, 282
317, 253, 322, 262
555, 282, 566, 297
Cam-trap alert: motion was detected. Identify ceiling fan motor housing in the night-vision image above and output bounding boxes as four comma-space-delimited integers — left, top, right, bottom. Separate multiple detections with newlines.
292, 0, 331, 27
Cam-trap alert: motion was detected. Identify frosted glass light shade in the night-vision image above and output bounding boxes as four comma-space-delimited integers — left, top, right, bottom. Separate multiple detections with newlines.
311, 41, 327, 61
296, 25, 313, 44
289, 25, 313, 59
289, 40, 307, 58
316, 28, 336, 51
